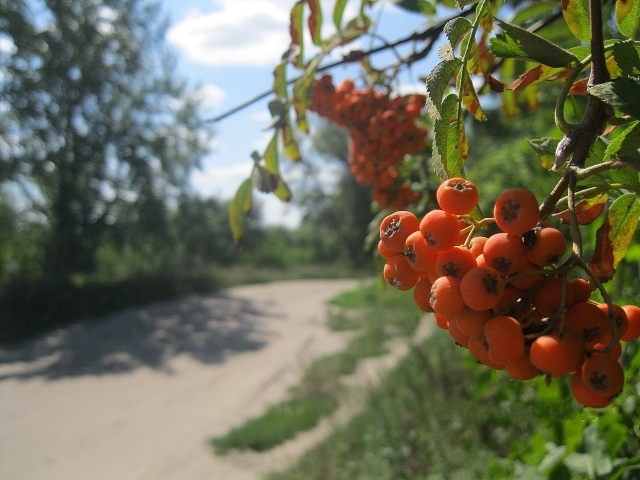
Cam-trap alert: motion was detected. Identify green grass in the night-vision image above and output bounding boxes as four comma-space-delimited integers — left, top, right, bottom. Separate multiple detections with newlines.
209, 280, 423, 455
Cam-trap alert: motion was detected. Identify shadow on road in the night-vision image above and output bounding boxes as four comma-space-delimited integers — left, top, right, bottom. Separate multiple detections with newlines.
0, 292, 284, 381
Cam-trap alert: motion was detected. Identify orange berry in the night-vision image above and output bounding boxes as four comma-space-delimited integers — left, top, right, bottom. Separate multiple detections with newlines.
448, 316, 470, 347
378, 240, 402, 260
460, 267, 505, 311
451, 308, 492, 338
483, 233, 527, 276
569, 277, 593, 304
564, 301, 610, 348
430, 276, 465, 317
581, 353, 624, 398
483, 315, 525, 364
434, 312, 450, 330
593, 340, 622, 360
413, 277, 433, 312
435, 246, 478, 280
531, 277, 575, 317
505, 353, 540, 381
570, 370, 613, 408
508, 262, 545, 291
419, 210, 461, 251
492, 286, 526, 317
596, 303, 629, 344
436, 177, 479, 215
468, 236, 487, 258
383, 255, 419, 291
525, 227, 567, 266
529, 330, 585, 377
493, 188, 539, 235
620, 305, 640, 342
468, 335, 505, 370
404, 230, 438, 273
380, 210, 420, 252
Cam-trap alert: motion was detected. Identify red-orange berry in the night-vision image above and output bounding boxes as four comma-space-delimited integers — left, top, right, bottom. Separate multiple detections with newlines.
529, 329, 585, 377
595, 303, 629, 344
468, 335, 505, 370
378, 240, 402, 260
531, 277, 575, 317
430, 275, 465, 317
380, 210, 420, 252
413, 277, 433, 312
581, 353, 624, 398
451, 308, 492, 338
404, 231, 439, 273
460, 267, 505, 311
483, 315, 525, 364
621, 305, 640, 342
564, 301, 610, 348
493, 188, 540, 235
436, 178, 479, 215
525, 227, 567, 266
383, 255, 420, 291
419, 210, 461, 251
505, 353, 540, 381
435, 246, 478, 280
570, 370, 613, 408
483, 233, 527, 276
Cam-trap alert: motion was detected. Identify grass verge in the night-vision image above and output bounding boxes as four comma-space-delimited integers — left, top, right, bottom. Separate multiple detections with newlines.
208, 280, 422, 455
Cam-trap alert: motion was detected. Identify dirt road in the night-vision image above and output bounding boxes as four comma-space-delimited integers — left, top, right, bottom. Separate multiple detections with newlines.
0, 279, 361, 480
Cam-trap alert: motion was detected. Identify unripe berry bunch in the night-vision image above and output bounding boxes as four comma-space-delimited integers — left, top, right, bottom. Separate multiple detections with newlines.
379, 179, 640, 408
309, 75, 427, 209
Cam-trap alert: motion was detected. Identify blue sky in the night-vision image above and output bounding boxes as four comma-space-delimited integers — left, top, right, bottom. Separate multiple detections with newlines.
160, 0, 441, 227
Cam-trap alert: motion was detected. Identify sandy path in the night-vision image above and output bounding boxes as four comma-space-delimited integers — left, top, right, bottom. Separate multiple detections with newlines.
0, 279, 361, 480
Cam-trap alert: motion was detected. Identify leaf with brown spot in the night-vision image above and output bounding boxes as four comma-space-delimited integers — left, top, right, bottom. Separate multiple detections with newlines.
308, 0, 323, 46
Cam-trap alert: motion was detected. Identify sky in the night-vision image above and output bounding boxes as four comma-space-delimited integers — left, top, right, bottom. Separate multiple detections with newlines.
160, 0, 442, 227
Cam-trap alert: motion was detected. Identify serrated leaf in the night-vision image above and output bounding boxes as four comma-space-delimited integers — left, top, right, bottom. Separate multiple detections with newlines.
308, 0, 323, 46
290, 1, 304, 68
230, 178, 253, 246
527, 137, 561, 169
603, 121, 640, 166
554, 193, 608, 225
588, 194, 640, 282
460, 69, 486, 120
477, 0, 494, 33
432, 94, 465, 180
588, 77, 640, 119
490, 19, 578, 68
333, 0, 348, 29
444, 17, 473, 49
425, 58, 463, 120
616, 0, 640, 38
562, 0, 591, 43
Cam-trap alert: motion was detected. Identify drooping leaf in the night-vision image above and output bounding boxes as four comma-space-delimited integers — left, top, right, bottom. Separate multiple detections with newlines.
432, 94, 465, 180
251, 164, 279, 193
588, 194, 640, 282
616, 0, 640, 38
490, 19, 578, 68
282, 124, 302, 161
554, 193, 608, 225
273, 61, 288, 99
603, 120, 640, 167
500, 64, 570, 91
229, 178, 253, 246
292, 75, 310, 133
562, 0, 591, 43
290, 1, 304, 68
308, 0, 323, 46
333, 0, 348, 29
425, 58, 463, 120
274, 175, 293, 202
460, 69, 486, 120
264, 132, 279, 174
527, 137, 561, 169
588, 77, 640, 119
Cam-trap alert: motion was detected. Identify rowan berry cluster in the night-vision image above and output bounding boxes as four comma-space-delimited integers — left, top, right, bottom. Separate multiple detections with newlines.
309, 75, 427, 209
379, 179, 640, 408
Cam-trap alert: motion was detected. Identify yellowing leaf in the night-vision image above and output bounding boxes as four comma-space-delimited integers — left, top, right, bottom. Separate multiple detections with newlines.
229, 178, 253, 246
616, 0, 640, 38
554, 193, 608, 225
460, 70, 486, 120
308, 0, 323, 46
289, 1, 304, 68
562, 0, 591, 43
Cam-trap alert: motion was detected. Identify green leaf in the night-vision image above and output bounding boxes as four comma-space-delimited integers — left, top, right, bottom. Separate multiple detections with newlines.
264, 132, 279, 174
616, 0, 640, 39
490, 19, 578, 68
292, 75, 310, 133
308, 0, 323, 46
588, 77, 640, 120
527, 137, 561, 169
444, 17, 473, 49
456, 0, 478, 6
588, 193, 640, 281
425, 58, 463, 120
562, 0, 591, 43
229, 178, 253, 246
333, 0, 348, 29
282, 124, 301, 161
273, 62, 288, 100
460, 69, 486, 120
392, 0, 436, 14
273, 175, 292, 202
289, 1, 304, 68
612, 41, 640, 76
432, 94, 465, 181
603, 120, 640, 166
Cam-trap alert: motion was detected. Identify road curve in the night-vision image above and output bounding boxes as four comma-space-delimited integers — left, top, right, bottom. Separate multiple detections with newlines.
0, 278, 361, 480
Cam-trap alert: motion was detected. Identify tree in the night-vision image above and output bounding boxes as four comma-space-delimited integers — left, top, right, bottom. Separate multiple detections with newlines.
223, 0, 640, 477
0, 0, 211, 280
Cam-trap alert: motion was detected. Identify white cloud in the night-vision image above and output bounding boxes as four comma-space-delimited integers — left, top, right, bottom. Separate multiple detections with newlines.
167, 0, 291, 67
190, 160, 253, 198
195, 83, 227, 111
